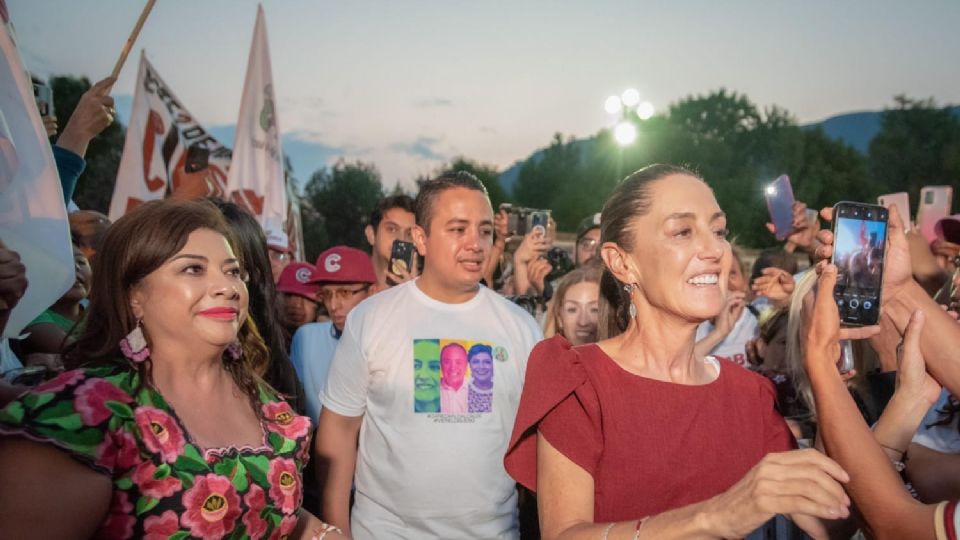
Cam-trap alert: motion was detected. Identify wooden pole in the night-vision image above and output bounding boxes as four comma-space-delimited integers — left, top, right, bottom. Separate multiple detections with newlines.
110, 0, 157, 79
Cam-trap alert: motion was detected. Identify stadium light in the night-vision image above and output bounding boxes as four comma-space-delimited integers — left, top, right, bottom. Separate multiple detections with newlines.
614, 122, 637, 146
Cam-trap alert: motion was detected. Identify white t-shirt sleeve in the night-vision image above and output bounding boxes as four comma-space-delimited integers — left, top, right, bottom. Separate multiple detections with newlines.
321, 323, 369, 417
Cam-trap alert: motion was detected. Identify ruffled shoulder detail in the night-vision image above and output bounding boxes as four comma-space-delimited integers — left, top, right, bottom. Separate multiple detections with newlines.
504, 335, 595, 491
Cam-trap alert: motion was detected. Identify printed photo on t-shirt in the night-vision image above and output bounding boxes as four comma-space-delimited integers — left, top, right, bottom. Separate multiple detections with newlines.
413, 338, 495, 414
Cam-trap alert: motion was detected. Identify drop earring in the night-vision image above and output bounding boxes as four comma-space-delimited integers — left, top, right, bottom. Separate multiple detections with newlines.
624, 283, 638, 319
226, 342, 242, 361
120, 319, 150, 363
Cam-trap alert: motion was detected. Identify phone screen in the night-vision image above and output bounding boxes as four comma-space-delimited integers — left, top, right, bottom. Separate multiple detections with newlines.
765, 175, 795, 241
832, 204, 888, 326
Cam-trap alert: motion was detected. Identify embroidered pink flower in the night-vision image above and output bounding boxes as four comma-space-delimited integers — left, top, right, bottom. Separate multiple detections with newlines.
269, 514, 299, 540
95, 490, 135, 539
181, 473, 241, 538
132, 460, 182, 499
262, 401, 310, 440
32, 369, 84, 394
242, 483, 269, 540
143, 510, 180, 540
95, 429, 140, 472
134, 406, 186, 463
267, 458, 301, 513
75, 378, 133, 426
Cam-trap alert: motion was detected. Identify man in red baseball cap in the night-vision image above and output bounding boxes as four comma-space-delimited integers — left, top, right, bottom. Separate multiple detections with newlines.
290, 246, 376, 423
275, 261, 320, 347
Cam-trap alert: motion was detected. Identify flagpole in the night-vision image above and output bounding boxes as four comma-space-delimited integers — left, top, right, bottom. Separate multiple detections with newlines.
110, 0, 156, 80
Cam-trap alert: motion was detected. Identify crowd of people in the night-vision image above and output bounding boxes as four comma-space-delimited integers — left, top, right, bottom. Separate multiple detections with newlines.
2, 80, 960, 540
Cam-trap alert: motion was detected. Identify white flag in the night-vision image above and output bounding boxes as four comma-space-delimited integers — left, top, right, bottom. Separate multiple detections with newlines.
225, 5, 286, 239
109, 51, 232, 221
0, 22, 74, 338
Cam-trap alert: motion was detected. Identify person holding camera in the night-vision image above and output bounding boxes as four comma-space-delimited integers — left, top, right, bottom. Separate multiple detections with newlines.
315, 172, 541, 539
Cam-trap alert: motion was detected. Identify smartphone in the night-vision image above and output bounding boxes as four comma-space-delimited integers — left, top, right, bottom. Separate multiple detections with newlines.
917, 186, 953, 242
765, 175, 795, 241
831, 202, 889, 326
837, 340, 855, 374
878, 192, 911, 232
528, 210, 550, 236
32, 79, 54, 117
389, 240, 416, 276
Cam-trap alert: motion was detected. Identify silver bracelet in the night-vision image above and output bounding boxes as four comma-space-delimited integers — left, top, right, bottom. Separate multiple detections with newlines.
601, 522, 616, 540
311, 522, 343, 540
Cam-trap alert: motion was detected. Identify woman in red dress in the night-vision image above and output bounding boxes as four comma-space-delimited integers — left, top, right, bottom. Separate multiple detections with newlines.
505, 164, 850, 539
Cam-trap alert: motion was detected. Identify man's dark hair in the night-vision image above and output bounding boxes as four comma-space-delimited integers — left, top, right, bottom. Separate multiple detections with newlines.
368, 194, 416, 231
750, 247, 799, 282
415, 171, 489, 232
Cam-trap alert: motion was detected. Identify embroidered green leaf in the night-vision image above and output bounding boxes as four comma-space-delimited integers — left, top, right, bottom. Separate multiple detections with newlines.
213, 460, 234, 478
266, 431, 283, 449
176, 470, 194, 489
135, 495, 159, 515
227, 524, 248, 540
278, 437, 296, 453
33, 400, 76, 424
116, 476, 134, 490
105, 400, 134, 419
231, 459, 249, 492
153, 462, 171, 479
184, 443, 204, 462
175, 454, 209, 473
36, 412, 82, 431
0, 401, 25, 424
241, 455, 269, 486
169, 532, 191, 540
23, 391, 55, 410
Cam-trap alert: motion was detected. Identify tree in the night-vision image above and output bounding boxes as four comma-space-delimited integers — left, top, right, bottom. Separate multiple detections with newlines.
512, 133, 584, 229
439, 156, 509, 209
301, 160, 384, 258
868, 95, 960, 205
50, 75, 125, 212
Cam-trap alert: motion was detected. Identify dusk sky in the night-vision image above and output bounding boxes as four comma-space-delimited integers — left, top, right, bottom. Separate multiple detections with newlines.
8, 0, 960, 190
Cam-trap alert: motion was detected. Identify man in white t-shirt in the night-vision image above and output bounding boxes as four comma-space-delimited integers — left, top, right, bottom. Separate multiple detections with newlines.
316, 172, 542, 539
290, 246, 376, 423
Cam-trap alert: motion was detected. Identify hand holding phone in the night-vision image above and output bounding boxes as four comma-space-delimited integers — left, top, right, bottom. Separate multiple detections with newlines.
387, 240, 417, 286
917, 186, 953, 242
830, 202, 888, 326
878, 192, 911, 232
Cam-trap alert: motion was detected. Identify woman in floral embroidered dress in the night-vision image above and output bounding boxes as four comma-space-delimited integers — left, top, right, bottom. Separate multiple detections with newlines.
0, 200, 337, 539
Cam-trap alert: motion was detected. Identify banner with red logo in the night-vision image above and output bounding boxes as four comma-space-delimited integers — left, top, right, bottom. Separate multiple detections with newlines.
108, 51, 232, 220
224, 5, 287, 245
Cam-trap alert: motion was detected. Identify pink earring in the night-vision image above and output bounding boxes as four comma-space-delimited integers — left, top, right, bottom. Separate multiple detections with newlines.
226, 342, 242, 361
120, 320, 150, 363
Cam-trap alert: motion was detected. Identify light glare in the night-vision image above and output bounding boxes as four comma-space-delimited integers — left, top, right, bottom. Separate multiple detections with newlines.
614, 122, 637, 146
765, 185, 777, 196
621, 88, 641, 107
636, 101, 655, 120
604, 95, 623, 115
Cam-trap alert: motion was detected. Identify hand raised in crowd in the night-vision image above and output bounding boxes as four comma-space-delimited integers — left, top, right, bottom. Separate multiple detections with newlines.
493, 209, 509, 244
0, 240, 28, 313
704, 448, 850, 539
41, 114, 58, 138
513, 226, 549, 266
526, 257, 552, 297
56, 76, 116, 158
768, 201, 818, 253
714, 290, 746, 337
804, 263, 881, 371
751, 267, 795, 306
386, 251, 418, 286
930, 237, 960, 273
815, 203, 913, 304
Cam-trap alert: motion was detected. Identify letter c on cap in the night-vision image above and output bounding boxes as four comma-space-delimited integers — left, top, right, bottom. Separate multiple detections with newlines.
295, 267, 312, 283
324, 254, 342, 273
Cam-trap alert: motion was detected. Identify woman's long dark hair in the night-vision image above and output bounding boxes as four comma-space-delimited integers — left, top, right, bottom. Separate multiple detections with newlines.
65, 199, 270, 412
597, 164, 703, 339
208, 199, 306, 414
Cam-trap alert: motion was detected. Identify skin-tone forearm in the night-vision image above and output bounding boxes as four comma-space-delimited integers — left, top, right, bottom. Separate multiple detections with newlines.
808, 364, 935, 539
883, 281, 960, 396
314, 409, 362, 536
872, 393, 931, 458
906, 444, 960, 503
483, 240, 504, 288
693, 330, 724, 359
